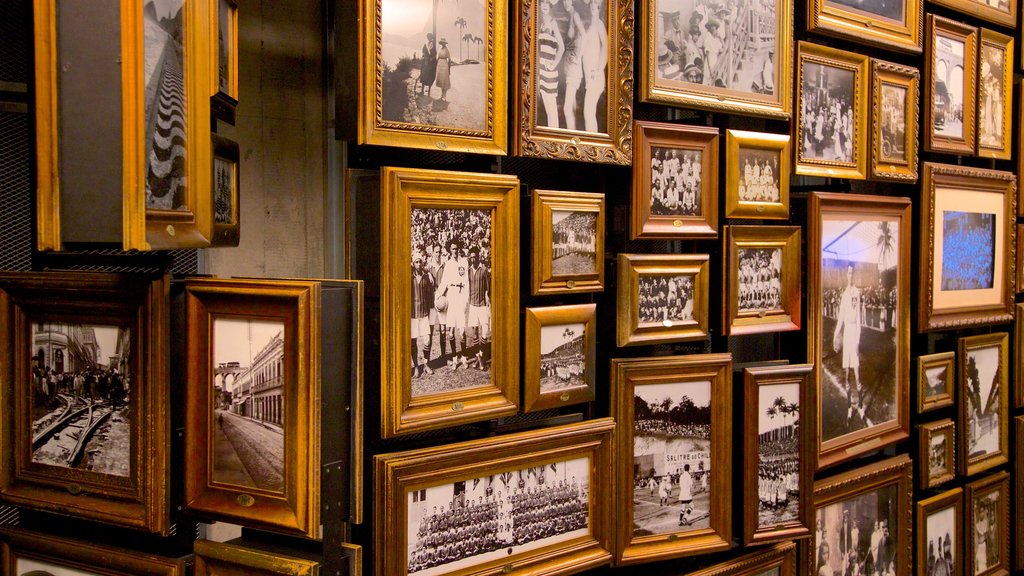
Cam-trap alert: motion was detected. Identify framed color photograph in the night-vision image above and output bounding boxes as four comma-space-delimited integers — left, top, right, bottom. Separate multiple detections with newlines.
532, 190, 605, 295
617, 253, 709, 347
870, 60, 920, 182
359, 0, 507, 154
742, 364, 814, 546
917, 351, 954, 413
513, 0, 633, 164
808, 192, 911, 470
916, 488, 962, 576
194, 539, 319, 576
965, 472, 1010, 576
924, 16, 977, 156
957, 333, 1008, 477
794, 42, 869, 180
0, 272, 169, 533
919, 163, 1016, 331
523, 304, 596, 412
1, 527, 187, 576
684, 542, 797, 576
611, 354, 732, 564
381, 167, 519, 437
211, 133, 240, 246
976, 29, 1012, 160
639, 0, 793, 118
631, 121, 718, 240
918, 419, 956, 489
805, 455, 912, 576
211, 0, 239, 123
808, 0, 921, 53
374, 418, 615, 576
723, 226, 801, 336
724, 130, 790, 220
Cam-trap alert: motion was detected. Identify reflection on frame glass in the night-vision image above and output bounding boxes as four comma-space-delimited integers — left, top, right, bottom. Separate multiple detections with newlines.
924, 15, 977, 156
513, 0, 634, 164
976, 29, 1012, 160
639, 0, 793, 118
611, 354, 732, 564
617, 253, 709, 347
870, 60, 919, 182
723, 226, 801, 336
918, 419, 955, 489
965, 471, 1010, 576
809, 0, 921, 53
524, 304, 597, 412
724, 130, 790, 219
808, 192, 911, 470
915, 488, 963, 576
957, 333, 1008, 477
532, 190, 605, 295
917, 352, 954, 413
1, 527, 187, 575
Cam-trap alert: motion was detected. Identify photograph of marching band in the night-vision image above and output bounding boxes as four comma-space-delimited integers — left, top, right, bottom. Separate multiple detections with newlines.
30, 322, 131, 477
211, 318, 286, 493
551, 210, 598, 276
977, 44, 1004, 150
813, 485, 899, 576
819, 218, 900, 444
924, 505, 956, 576
649, 147, 703, 217
410, 207, 493, 397
632, 381, 713, 536
756, 383, 800, 528
799, 62, 855, 163
144, 0, 187, 211
738, 248, 782, 313
963, 343, 1001, 463
737, 149, 780, 203
931, 34, 966, 140
941, 211, 995, 291
638, 275, 694, 326
405, 457, 590, 576
539, 323, 587, 393
970, 489, 1002, 575
879, 84, 907, 162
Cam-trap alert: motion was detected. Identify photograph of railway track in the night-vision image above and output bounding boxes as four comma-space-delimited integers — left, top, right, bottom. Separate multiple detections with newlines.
30, 323, 131, 477
212, 317, 286, 493
144, 0, 188, 211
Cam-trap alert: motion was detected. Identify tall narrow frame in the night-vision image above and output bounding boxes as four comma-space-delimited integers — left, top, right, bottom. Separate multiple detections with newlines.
870, 59, 920, 182
957, 332, 1009, 477
915, 488, 963, 576
924, 15, 977, 156
976, 29, 1012, 160
723, 225, 801, 336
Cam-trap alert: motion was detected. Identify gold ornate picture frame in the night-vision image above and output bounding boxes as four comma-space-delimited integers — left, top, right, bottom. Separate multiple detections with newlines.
359, 0, 507, 154
919, 163, 1016, 331
918, 418, 956, 489
725, 130, 790, 220
513, 0, 633, 164
1, 527, 188, 575
532, 190, 605, 295
617, 253, 709, 347
917, 351, 954, 413
194, 539, 320, 575
794, 42, 869, 180
211, 0, 239, 123
916, 488, 963, 576
924, 15, 977, 156
976, 29, 1012, 160
381, 167, 519, 437
957, 332, 1009, 477
965, 471, 1010, 576
930, 0, 1016, 28
523, 304, 596, 412
870, 59, 920, 182
723, 225, 801, 336
808, 0, 922, 53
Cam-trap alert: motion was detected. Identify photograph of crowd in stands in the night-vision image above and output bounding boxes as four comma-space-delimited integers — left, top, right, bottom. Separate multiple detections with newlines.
756, 383, 800, 528
539, 322, 587, 393
649, 147, 703, 217
738, 248, 782, 313
409, 207, 493, 397
211, 317, 286, 493
632, 381, 713, 536
379, 0, 488, 130
928, 434, 949, 479
941, 211, 995, 291
532, 0, 610, 134
964, 343, 1001, 463
653, 0, 778, 96
799, 62, 855, 163
813, 484, 899, 576
405, 456, 590, 576
879, 84, 907, 162
977, 44, 1004, 149
551, 210, 598, 276
737, 149, 780, 203
638, 275, 694, 326
144, 0, 188, 211
971, 489, 1001, 575
30, 322, 131, 478
819, 218, 899, 443
924, 505, 956, 576
932, 35, 965, 140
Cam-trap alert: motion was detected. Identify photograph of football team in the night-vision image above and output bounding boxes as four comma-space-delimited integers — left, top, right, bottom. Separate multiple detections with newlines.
738, 248, 782, 313
649, 147, 703, 217
638, 275, 694, 326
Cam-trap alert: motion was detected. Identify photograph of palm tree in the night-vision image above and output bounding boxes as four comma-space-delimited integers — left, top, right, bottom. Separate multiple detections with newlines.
538, 322, 587, 393
756, 383, 800, 528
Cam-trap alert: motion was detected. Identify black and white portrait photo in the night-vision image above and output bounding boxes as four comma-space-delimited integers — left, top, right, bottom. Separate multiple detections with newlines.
928, 434, 948, 478
924, 506, 956, 576
819, 219, 899, 443
964, 344, 1001, 461
941, 211, 995, 291
30, 322, 131, 478
737, 149, 781, 203
212, 318, 286, 493
632, 381, 712, 536
978, 44, 1004, 149
539, 323, 587, 393
650, 147, 703, 217
638, 274, 694, 326
814, 485, 899, 576
827, 0, 904, 23
144, 0, 187, 211
800, 63, 855, 163
738, 248, 782, 313
932, 35, 965, 140
214, 156, 235, 225
534, 0, 610, 133
653, 0, 777, 96
971, 491, 1001, 575
380, 0, 488, 130
410, 208, 493, 397
551, 210, 598, 276
405, 457, 590, 576
756, 383, 800, 528
879, 83, 907, 161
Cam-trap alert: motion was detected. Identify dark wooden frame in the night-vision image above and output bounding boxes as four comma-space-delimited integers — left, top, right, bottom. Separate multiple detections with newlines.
0, 527, 187, 575
918, 418, 956, 489
211, 133, 240, 247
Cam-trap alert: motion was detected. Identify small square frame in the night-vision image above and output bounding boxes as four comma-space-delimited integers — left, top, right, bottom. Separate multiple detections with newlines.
870, 59, 920, 182
917, 351, 955, 413
523, 304, 596, 413
965, 471, 1010, 576
532, 190, 605, 295
724, 130, 790, 220
616, 253, 709, 347
957, 332, 1009, 477
924, 15, 977, 156
808, 0, 922, 53
918, 418, 956, 489
723, 225, 801, 336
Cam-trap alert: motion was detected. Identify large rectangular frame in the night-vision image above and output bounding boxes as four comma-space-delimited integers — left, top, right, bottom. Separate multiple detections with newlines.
723, 225, 801, 336
957, 332, 1009, 477
616, 253, 710, 347
924, 15, 977, 156
930, 0, 1017, 28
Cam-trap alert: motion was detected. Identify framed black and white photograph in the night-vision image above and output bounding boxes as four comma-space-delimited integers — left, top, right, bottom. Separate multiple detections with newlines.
211, 134, 240, 246
958, 333, 1008, 477
724, 130, 790, 220
917, 352, 954, 414
532, 190, 605, 295
924, 16, 977, 156
808, 0, 921, 53
617, 254, 709, 347
870, 60, 919, 182
916, 488, 962, 576
976, 29, 1012, 160
211, 0, 239, 123
724, 226, 801, 336
524, 304, 596, 412
965, 472, 1010, 576
918, 419, 956, 489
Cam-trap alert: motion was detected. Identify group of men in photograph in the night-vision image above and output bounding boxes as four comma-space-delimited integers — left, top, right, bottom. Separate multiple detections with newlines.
540, 354, 586, 389
551, 212, 597, 267
925, 534, 954, 576
757, 438, 798, 514
800, 74, 854, 162
638, 276, 694, 324
31, 362, 128, 414
738, 156, 780, 202
816, 513, 897, 576
738, 250, 782, 312
650, 148, 702, 217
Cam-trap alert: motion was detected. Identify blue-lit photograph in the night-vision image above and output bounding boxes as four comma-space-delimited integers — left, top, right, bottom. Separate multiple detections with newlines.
941, 211, 995, 291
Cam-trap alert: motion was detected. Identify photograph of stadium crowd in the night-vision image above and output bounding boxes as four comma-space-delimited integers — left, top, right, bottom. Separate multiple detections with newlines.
924, 504, 956, 576
799, 62, 855, 163
405, 457, 590, 576
409, 207, 493, 397
649, 147, 703, 217
144, 0, 188, 211
813, 483, 900, 576
539, 322, 587, 393
756, 383, 800, 529
737, 149, 780, 203
738, 248, 782, 313
632, 380, 712, 536
963, 340, 1002, 464
30, 322, 131, 478
638, 275, 694, 326
551, 210, 598, 276
941, 211, 995, 291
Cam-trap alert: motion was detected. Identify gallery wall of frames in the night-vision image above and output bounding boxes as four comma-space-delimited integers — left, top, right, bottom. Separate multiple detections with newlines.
0, 0, 1023, 573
